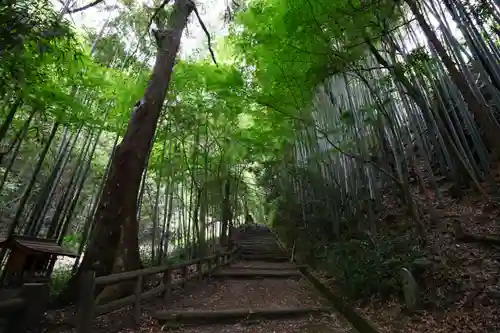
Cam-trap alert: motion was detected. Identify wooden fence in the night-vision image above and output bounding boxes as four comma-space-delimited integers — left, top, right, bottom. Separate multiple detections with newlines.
77, 247, 240, 333
0, 297, 25, 315
0, 283, 49, 333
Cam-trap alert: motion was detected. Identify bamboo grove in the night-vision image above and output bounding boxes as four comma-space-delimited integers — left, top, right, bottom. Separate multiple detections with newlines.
1, 0, 500, 301
232, 0, 500, 297
263, 1, 493, 222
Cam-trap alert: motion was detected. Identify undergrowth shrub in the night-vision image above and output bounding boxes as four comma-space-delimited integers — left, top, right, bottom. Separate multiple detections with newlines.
50, 267, 72, 300
320, 233, 425, 299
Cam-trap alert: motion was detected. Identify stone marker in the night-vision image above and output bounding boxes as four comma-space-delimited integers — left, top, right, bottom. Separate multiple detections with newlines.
401, 268, 420, 312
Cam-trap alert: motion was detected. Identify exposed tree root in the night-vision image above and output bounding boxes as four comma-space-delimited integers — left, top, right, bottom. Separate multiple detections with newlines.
452, 220, 500, 246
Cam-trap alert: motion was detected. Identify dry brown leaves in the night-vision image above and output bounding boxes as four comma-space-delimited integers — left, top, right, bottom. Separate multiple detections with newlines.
333, 174, 500, 333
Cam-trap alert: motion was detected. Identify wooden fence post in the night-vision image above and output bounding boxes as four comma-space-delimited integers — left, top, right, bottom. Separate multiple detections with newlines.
133, 275, 142, 324
163, 267, 172, 301
181, 265, 188, 288
196, 260, 202, 280
6, 283, 49, 333
233, 248, 240, 262
78, 270, 96, 333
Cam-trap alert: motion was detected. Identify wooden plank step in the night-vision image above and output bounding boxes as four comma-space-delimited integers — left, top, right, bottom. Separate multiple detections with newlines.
152, 307, 330, 324
241, 241, 274, 243
238, 243, 279, 246
240, 246, 283, 252
240, 248, 282, 251
229, 264, 308, 270
237, 240, 277, 244
240, 251, 285, 256
240, 252, 284, 255
241, 255, 290, 262
239, 246, 281, 250
240, 249, 281, 252
211, 269, 301, 279
238, 245, 280, 249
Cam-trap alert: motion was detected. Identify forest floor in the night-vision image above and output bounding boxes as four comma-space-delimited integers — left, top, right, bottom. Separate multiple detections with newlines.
43, 261, 355, 333
337, 175, 500, 333
40, 175, 500, 333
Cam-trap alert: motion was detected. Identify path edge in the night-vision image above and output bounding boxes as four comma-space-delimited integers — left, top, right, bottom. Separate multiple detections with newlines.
274, 236, 382, 333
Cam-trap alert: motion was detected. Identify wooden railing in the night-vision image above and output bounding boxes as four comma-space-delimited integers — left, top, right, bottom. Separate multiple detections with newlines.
0, 297, 24, 314
77, 247, 240, 333
0, 283, 49, 332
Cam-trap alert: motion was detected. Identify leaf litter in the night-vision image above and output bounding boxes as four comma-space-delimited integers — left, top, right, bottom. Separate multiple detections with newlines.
319, 174, 500, 333
43, 261, 356, 333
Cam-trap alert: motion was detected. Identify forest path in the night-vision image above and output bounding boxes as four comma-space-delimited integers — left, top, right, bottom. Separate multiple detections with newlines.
144, 228, 356, 333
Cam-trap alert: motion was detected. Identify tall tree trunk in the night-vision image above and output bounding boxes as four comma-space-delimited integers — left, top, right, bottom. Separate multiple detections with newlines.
68, 0, 194, 299
405, 0, 500, 157
191, 187, 202, 258
220, 178, 232, 246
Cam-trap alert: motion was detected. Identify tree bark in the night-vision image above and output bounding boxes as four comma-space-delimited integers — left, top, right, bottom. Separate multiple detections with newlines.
67, 0, 194, 300
220, 178, 232, 246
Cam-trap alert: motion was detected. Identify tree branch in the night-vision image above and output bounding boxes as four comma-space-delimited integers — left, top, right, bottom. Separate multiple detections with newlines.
145, 0, 217, 66
192, 4, 218, 67
65, 0, 106, 14
147, 0, 171, 32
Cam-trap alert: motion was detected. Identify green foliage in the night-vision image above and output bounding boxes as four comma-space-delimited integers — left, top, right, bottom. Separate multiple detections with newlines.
0, 0, 76, 93
0, 0, 72, 56
49, 267, 73, 300
268, 165, 425, 300
321, 233, 425, 299
1, 0, 435, 309
229, 0, 401, 116
62, 232, 83, 252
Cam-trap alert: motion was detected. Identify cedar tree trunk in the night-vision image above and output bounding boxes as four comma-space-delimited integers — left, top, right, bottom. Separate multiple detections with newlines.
66, 0, 194, 301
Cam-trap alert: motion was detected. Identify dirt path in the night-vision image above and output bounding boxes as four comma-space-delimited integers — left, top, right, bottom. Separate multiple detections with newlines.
143, 260, 355, 333
44, 228, 357, 333
141, 226, 358, 333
